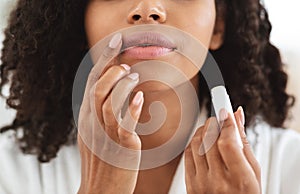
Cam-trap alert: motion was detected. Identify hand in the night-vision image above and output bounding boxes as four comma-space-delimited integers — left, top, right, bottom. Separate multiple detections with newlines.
77, 33, 143, 194
185, 107, 261, 194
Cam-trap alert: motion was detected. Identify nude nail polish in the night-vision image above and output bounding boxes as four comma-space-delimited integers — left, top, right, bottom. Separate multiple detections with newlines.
219, 108, 228, 121
133, 91, 143, 106
120, 64, 131, 71
127, 73, 139, 80
238, 106, 245, 126
109, 33, 122, 49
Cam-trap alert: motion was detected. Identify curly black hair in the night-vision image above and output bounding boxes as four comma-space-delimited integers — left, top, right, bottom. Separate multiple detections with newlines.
0, 0, 295, 162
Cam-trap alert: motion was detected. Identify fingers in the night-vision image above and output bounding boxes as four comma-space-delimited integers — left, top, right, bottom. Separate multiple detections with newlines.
234, 107, 261, 182
88, 33, 123, 84
103, 73, 140, 130
86, 33, 124, 125
93, 64, 130, 126
185, 144, 196, 176
185, 107, 261, 192
187, 125, 209, 175
93, 64, 142, 149
202, 117, 224, 171
118, 91, 144, 149
217, 109, 253, 174
86, 33, 144, 150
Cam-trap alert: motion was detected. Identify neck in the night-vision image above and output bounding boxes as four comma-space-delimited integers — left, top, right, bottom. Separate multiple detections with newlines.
134, 153, 183, 194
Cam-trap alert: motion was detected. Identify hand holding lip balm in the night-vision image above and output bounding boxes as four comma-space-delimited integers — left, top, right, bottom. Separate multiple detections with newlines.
185, 86, 261, 194
211, 85, 244, 148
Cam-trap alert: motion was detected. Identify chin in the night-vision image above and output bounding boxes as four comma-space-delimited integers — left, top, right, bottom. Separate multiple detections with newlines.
119, 54, 200, 88
133, 81, 173, 93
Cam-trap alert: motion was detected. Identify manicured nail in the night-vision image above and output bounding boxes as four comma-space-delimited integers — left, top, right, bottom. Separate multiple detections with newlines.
109, 33, 122, 49
128, 73, 139, 80
120, 64, 131, 71
132, 91, 143, 106
219, 108, 228, 121
238, 106, 245, 126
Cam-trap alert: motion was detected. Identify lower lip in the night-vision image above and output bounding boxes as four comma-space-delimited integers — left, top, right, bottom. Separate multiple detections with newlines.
122, 46, 173, 59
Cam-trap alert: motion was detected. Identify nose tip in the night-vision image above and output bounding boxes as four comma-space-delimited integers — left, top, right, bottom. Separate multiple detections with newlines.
127, 4, 167, 24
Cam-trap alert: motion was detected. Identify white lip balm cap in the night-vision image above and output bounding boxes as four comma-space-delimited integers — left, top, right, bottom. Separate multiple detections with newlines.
211, 86, 243, 148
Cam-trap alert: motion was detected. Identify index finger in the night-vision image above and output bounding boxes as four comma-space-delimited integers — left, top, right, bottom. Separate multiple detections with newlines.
87, 33, 123, 88
217, 110, 252, 173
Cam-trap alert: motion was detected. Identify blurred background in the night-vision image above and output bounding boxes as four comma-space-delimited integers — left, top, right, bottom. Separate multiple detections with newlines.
0, 0, 299, 131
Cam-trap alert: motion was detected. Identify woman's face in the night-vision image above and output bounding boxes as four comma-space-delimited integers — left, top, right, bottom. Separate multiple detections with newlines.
85, 0, 219, 90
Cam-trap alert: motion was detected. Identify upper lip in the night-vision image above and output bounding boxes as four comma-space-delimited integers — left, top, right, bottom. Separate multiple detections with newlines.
121, 32, 177, 51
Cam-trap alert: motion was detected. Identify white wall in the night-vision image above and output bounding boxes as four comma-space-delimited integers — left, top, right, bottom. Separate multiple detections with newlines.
0, 0, 17, 128
264, 0, 300, 131
0, 0, 299, 130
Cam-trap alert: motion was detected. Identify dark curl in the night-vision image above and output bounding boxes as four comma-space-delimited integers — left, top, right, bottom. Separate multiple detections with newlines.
202, 0, 295, 127
0, 0, 295, 162
0, 0, 87, 162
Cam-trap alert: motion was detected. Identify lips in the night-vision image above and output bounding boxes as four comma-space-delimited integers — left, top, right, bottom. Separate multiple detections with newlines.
121, 32, 176, 59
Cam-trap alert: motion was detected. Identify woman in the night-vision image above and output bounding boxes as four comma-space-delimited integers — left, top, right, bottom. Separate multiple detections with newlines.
0, 0, 299, 193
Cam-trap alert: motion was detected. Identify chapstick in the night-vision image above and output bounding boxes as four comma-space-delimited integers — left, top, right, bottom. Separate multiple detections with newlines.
211, 86, 243, 149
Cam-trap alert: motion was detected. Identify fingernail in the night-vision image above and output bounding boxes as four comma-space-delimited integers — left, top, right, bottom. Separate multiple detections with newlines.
120, 64, 131, 71
219, 108, 228, 121
132, 91, 143, 106
109, 33, 122, 49
238, 106, 245, 126
128, 73, 139, 80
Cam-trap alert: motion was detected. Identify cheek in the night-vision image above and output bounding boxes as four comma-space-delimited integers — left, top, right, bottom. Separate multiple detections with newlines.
176, 4, 216, 48
84, 3, 125, 47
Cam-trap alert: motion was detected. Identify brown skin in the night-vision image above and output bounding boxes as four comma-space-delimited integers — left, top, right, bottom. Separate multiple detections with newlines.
185, 108, 261, 194
78, 0, 261, 193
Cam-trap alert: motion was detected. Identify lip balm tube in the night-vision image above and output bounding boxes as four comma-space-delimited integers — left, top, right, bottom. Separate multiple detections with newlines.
211, 86, 243, 148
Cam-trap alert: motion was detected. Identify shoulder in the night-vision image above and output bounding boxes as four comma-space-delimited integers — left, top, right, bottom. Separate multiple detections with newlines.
248, 120, 300, 194
0, 130, 81, 193
262, 121, 300, 155
249, 119, 300, 165
269, 126, 300, 194
0, 130, 80, 161
0, 131, 39, 193
0, 130, 25, 161
248, 119, 300, 151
